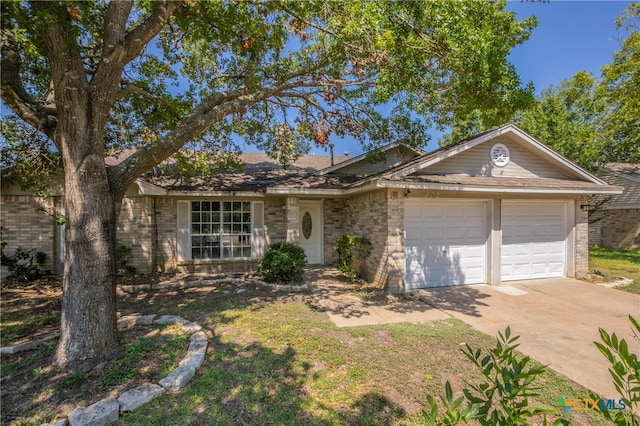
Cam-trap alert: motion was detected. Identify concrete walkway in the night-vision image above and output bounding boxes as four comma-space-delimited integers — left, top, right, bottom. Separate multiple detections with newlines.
307, 269, 640, 398
305, 268, 450, 326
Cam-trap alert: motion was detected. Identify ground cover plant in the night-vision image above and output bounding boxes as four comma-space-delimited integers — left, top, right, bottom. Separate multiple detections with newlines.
589, 247, 640, 294
0, 274, 614, 425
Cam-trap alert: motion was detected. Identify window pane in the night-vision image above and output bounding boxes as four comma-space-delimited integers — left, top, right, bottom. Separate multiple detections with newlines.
243, 247, 252, 257
191, 212, 200, 223
192, 224, 200, 234
243, 212, 251, 223
242, 201, 251, 211
212, 212, 220, 222
201, 212, 211, 223
202, 201, 211, 211
202, 224, 211, 234
192, 201, 200, 211
212, 201, 220, 212
223, 201, 232, 211
242, 224, 250, 233
223, 213, 231, 223
223, 223, 231, 233
233, 213, 241, 223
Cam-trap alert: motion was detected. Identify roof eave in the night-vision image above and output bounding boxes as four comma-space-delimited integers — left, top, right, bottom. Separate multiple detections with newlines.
364, 179, 624, 195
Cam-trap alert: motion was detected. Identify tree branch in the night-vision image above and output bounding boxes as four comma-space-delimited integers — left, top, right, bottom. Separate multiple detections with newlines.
0, 2, 57, 138
123, 1, 180, 64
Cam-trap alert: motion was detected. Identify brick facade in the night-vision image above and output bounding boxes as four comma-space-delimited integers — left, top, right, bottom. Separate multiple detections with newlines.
589, 208, 640, 249
323, 198, 346, 265
342, 189, 405, 291
574, 199, 589, 279
0, 195, 60, 273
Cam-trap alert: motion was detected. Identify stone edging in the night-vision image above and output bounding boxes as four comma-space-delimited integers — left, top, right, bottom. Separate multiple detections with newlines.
596, 277, 634, 288
39, 313, 208, 426
118, 277, 309, 293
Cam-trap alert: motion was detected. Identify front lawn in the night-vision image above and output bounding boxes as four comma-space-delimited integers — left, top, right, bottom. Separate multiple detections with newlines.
1, 279, 615, 425
589, 246, 640, 294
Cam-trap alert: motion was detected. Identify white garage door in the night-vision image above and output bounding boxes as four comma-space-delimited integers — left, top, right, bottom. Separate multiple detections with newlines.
501, 201, 566, 281
404, 200, 487, 289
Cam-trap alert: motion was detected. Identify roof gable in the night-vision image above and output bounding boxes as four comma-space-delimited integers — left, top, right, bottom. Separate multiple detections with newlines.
387, 124, 606, 185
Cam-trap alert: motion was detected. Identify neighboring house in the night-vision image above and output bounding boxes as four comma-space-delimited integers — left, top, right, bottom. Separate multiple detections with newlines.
0, 124, 622, 291
589, 163, 640, 249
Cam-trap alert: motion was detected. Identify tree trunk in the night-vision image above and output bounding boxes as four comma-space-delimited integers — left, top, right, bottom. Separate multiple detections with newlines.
53, 152, 122, 372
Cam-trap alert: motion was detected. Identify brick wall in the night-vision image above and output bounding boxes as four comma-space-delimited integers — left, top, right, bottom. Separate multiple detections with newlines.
0, 195, 58, 272
343, 189, 405, 290
264, 198, 286, 246
589, 208, 640, 249
117, 196, 155, 274
323, 198, 346, 265
574, 200, 589, 279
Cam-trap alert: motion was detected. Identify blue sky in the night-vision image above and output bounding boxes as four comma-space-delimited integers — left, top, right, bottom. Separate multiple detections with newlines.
308, 1, 633, 157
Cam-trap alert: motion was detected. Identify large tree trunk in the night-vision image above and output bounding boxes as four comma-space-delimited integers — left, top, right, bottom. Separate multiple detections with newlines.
54, 152, 123, 372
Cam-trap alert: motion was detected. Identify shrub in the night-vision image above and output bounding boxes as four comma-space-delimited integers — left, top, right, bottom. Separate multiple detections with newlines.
422, 327, 567, 425
0, 241, 48, 282
257, 242, 307, 283
592, 315, 640, 425
334, 234, 372, 281
116, 243, 136, 275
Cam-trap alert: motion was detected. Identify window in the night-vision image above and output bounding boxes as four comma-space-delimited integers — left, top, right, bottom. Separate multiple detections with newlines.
190, 201, 252, 259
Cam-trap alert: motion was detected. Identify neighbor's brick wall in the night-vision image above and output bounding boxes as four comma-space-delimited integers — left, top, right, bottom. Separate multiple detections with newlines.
589, 208, 640, 249
575, 200, 589, 279
323, 198, 346, 265
0, 195, 57, 272
344, 189, 405, 290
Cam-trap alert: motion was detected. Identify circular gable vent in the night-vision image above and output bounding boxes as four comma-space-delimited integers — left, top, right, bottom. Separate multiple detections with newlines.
490, 143, 510, 167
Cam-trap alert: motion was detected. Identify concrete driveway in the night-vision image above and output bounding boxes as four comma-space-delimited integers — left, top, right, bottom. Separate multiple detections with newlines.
413, 278, 640, 398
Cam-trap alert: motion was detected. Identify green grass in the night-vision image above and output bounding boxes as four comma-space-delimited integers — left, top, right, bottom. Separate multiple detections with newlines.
0, 313, 59, 347
119, 293, 612, 426
589, 247, 640, 294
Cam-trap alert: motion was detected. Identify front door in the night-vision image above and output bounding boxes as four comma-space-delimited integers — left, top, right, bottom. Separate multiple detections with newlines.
299, 200, 323, 264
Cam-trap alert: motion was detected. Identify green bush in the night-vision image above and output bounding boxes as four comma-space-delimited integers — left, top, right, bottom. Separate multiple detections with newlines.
423, 327, 567, 426
257, 242, 307, 283
334, 234, 372, 281
592, 315, 640, 425
0, 240, 48, 282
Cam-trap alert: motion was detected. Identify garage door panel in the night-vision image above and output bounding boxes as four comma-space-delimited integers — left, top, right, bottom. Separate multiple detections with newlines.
501, 202, 566, 281
405, 200, 487, 289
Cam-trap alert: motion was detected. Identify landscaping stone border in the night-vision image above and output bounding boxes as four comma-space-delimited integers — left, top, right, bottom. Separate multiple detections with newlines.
38, 313, 208, 426
118, 276, 309, 293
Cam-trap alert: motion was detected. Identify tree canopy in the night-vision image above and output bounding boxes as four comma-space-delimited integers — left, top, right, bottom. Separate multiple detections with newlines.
0, 0, 537, 372
2, 0, 536, 182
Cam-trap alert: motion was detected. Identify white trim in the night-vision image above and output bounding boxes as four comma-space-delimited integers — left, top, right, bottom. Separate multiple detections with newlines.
346, 180, 623, 195
265, 187, 344, 196
168, 190, 266, 198
315, 142, 423, 176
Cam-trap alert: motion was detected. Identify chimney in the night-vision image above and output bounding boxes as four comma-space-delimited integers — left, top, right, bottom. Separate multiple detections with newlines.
329, 143, 334, 166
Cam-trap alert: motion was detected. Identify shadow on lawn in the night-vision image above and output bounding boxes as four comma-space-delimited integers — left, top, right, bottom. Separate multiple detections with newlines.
119, 283, 408, 425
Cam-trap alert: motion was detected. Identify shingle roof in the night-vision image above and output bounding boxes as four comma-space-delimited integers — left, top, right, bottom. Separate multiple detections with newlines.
146, 152, 348, 191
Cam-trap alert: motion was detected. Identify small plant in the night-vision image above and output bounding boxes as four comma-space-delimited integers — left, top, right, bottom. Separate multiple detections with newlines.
334, 234, 372, 281
592, 315, 640, 425
0, 240, 48, 282
116, 243, 136, 275
257, 242, 307, 283
423, 327, 567, 426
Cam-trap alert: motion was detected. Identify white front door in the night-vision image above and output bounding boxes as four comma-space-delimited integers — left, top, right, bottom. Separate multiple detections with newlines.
501, 201, 566, 281
404, 199, 487, 289
299, 200, 323, 264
